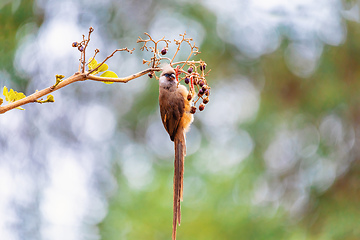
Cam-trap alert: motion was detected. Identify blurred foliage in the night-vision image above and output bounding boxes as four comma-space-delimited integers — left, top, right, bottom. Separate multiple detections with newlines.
100, 4, 360, 240
2, 1, 360, 240
0, 0, 41, 89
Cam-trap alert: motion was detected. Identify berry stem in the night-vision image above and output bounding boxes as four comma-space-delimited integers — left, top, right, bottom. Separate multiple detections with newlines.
175, 66, 181, 82
190, 76, 194, 92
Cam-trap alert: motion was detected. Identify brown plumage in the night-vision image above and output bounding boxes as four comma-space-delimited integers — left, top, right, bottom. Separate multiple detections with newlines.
159, 64, 193, 240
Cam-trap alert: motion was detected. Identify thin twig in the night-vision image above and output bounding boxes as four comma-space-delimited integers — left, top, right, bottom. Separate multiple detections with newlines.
82, 27, 94, 73
88, 48, 135, 74
137, 32, 170, 68
87, 48, 100, 67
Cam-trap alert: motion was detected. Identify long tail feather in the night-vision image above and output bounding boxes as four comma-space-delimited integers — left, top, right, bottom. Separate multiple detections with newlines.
172, 130, 186, 240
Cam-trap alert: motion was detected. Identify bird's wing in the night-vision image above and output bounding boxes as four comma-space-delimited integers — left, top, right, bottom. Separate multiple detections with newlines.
160, 91, 185, 141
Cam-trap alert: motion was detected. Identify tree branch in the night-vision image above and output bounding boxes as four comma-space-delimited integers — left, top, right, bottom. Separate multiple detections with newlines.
0, 68, 161, 114
86, 67, 160, 83
0, 29, 210, 115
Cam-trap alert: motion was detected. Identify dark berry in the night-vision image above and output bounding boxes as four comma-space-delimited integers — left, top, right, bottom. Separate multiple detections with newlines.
161, 48, 167, 55
198, 88, 204, 95
199, 81, 204, 87
190, 106, 196, 114
72, 42, 78, 47
203, 97, 209, 104
187, 94, 192, 101
184, 77, 190, 84
187, 67, 193, 74
78, 45, 84, 52
202, 86, 207, 92
205, 89, 210, 96
199, 104, 205, 111
200, 64, 206, 71
148, 73, 153, 78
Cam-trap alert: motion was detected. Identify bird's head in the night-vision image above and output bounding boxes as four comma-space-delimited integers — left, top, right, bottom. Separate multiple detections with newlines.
159, 64, 177, 89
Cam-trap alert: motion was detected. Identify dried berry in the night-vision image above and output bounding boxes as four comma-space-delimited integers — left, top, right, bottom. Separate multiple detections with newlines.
199, 104, 205, 111
184, 77, 190, 84
203, 97, 209, 104
205, 89, 210, 96
187, 67, 193, 74
161, 47, 167, 55
199, 81, 205, 87
187, 94, 192, 101
190, 106, 197, 114
72, 42, 78, 47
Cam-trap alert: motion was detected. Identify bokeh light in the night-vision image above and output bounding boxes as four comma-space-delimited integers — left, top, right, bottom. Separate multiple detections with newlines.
1, 0, 360, 239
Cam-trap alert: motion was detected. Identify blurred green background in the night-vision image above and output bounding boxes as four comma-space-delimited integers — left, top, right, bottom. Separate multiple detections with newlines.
1, 0, 360, 240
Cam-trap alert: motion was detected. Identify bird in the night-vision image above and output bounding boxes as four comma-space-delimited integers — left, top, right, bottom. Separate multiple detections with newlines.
158, 64, 194, 240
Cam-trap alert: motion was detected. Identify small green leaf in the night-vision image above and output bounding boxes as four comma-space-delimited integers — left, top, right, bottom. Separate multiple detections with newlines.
9, 89, 25, 101
2, 86, 26, 110
8, 89, 16, 101
3, 86, 8, 101
88, 58, 98, 70
101, 71, 118, 78
36, 94, 55, 104
55, 74, 65, 80
46, 95, 55, 102
98, 63, 108, 72
53, 74, 65, 88
15, 91, 26, 101
3, 86, 26, 102
88, 58, 109, 74
100, 71, 119, 84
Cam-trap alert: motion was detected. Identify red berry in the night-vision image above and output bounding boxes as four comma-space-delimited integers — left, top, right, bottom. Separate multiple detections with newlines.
161, 48, 167, 55
199, 104, 205, 111
187, 94, 192, 101
190, 106, 196, 114
203, 97, 209, 104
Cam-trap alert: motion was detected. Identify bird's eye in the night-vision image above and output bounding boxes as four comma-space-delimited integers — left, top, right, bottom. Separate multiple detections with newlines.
164, 73, 175, 80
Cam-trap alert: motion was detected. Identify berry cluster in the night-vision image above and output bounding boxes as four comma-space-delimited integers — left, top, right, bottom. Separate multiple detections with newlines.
137, 31, 211, 114
71, 26, 94, 55
72, 41, 84, 52
173, 62, 210, 114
